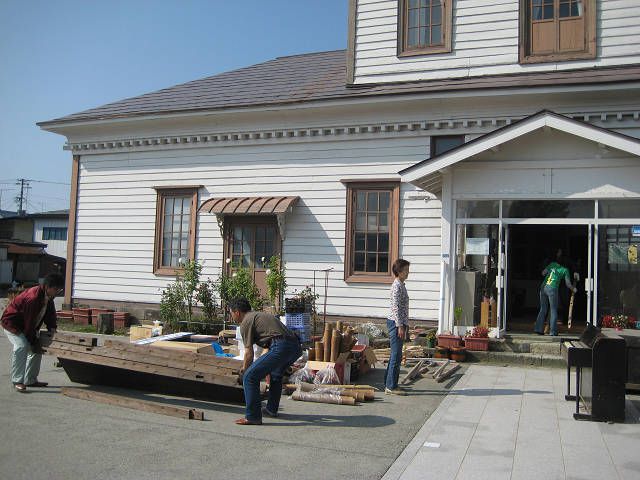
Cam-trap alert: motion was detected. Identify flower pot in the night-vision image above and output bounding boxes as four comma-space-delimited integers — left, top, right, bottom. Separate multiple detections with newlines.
434, 346, 449, 359
464, 337, 489, 351
437, 334, 462, 349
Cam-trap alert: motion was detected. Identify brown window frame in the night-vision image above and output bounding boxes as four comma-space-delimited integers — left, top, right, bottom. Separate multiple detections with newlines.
397, 0, 453, 57
153, 186, 199, 275
222, 216, 281, 274
344, 181, 400, 284
519, 0, 596, 64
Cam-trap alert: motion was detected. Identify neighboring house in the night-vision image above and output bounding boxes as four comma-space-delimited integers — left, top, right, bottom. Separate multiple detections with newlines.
0, 210, 68, 287
31, 210, 69, 259
39, 1, 640, 335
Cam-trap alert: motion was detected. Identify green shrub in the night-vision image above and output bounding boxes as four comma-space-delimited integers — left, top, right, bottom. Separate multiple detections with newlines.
265, 254, 286, 308
215, 266, 264, 312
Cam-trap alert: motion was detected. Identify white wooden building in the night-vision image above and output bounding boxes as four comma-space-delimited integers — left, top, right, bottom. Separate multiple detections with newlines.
39, 1, 640, 333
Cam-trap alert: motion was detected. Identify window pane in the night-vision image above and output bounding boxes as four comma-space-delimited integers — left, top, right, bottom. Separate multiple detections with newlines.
379, 213, 388, 228
356, 213, 366, 230
380, 192, 390, 211
367, 233, 378, 251
433, 135, 465, 156
378, 254, 389, 273
456, 200, 499, 219
408, 27, 419, 47
256, 226, 265, 241
367, 214, 378, 229
420, 26, 429, 45
532, 6, 542, 20
367, 192, 378, 211
543, 4, 553, 18
409, 8, 419, 28
379, 233, 389, 253
574, 0, 583, 16
173, 198, 182, 216
410, 0, 420, 8
432, 4, 442, 24
559, 1, 570, 17
366, 253, 377, 272
357, 192, 366, 210
431, 24, 441, 44
599, 200, 640, 219
354, 252, 365, 271
355, 233, 365, 250
165, 198, 174, 217
422, 6, 430, 25
503, 200, 593, 218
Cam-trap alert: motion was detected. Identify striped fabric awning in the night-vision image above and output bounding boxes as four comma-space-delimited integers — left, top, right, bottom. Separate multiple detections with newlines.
198, 196, 299, 215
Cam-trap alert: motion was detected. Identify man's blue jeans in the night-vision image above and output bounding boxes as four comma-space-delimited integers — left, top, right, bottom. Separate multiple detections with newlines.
243, 337, 302, 422
385, 320, 404, 390
535, 285, 559, 335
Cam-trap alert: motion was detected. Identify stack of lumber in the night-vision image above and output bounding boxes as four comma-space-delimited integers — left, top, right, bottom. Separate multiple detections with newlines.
284, 382, 376, 405
40, 331, 243, 392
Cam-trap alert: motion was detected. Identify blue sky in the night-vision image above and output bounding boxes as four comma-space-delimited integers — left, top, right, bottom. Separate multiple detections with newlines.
0, 0, 347, 213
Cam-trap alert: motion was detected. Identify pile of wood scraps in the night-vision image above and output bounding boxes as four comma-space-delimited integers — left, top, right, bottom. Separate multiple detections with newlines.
400, 359, 461, 385
373, 345, 426, 364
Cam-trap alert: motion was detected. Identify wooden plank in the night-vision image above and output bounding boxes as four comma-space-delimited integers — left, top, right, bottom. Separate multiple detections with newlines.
40, 331, 98, 347
400, 360, 425, 384
436, 364, 461, 383
61, 387, 204, 420
46, 341, 239, 376
103, 340, 242, 370
46, 346, 241, 388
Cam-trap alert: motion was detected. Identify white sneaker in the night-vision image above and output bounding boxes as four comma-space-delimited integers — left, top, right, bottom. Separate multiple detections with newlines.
385, 387, 407, 396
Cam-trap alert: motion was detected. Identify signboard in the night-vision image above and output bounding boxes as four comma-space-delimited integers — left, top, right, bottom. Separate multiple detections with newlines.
465, 238, 490, 256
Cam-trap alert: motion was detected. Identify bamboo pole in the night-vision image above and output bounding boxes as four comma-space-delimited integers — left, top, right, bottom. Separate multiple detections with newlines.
291, 390, 356, 406
322, 324, 332, 362
314, 341, 324, 363
330, 328, 341, 362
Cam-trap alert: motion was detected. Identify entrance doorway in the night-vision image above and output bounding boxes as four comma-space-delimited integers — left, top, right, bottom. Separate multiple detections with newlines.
505, 224, 588, 333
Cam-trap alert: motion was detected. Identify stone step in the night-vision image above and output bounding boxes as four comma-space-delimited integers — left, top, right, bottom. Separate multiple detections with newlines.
420, 346, 564, 368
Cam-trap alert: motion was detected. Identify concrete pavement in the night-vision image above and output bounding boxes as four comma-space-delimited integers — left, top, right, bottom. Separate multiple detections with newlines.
383, 364, 640, 480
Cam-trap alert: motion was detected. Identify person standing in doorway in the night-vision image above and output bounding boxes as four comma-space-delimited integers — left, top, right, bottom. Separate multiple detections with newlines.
1, 273, 64, 392
385, 258, 410, 396
534, 256, 577, 336
229, 297, 302, 425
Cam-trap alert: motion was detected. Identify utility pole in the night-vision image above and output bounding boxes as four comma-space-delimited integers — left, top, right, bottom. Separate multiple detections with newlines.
15, 178, 30, 216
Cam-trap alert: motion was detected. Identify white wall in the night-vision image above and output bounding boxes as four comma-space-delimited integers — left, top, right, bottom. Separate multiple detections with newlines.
72, 136, 443, 321
353, 0, 640, 84
33, 218, 68, 259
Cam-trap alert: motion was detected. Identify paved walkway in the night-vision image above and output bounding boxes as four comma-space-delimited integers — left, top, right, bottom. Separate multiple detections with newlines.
384, 364, 640, 480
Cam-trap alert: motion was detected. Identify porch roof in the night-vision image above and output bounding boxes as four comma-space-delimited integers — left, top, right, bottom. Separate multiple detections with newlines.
399, 110, 640, 193
198, 196, 299, 215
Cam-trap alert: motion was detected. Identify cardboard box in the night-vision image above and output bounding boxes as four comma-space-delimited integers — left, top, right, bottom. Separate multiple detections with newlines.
307, 352, 350, 384
150, 341, 214, 355
129, 325, 163, 342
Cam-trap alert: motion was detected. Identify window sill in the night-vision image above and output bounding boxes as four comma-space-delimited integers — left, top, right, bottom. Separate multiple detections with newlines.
345, 273, 395, 284
154, 267, 185, 276
398, 46, 451, 58
520, 51, 596, 64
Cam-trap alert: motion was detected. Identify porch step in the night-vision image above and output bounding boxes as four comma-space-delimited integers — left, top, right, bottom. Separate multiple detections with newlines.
421, 346, 564, 368
489, 334, 564, 355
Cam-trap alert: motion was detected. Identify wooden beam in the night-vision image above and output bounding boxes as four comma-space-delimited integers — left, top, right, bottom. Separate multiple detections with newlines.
61, 387, 204, 420
46, 345, 241, 388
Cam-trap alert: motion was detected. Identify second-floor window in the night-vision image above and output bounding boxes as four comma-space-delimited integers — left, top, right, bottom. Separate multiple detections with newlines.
42, 227, 67, 241
520, 0, 596, 63
398, 0, 452, 57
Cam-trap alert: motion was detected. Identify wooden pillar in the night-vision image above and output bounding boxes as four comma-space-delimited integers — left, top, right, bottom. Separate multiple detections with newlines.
64, 154, 80, 305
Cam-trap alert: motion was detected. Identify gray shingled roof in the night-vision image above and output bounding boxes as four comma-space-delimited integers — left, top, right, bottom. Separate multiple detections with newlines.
38, 50, 640, 126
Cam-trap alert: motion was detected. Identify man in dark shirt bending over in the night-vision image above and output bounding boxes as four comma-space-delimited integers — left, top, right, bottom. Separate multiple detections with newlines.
230, 298, 302, 425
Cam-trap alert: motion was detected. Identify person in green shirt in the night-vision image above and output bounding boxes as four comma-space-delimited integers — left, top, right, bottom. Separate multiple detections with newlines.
535, 257, 577, 336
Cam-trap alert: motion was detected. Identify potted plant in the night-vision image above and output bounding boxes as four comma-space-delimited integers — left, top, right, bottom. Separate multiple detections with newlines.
611, 314, 630, 331
464, 326, 490, 351
426, 330, 437, 348
454, 306, 463, 324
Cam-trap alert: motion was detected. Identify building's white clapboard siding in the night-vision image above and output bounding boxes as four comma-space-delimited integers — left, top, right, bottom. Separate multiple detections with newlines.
33, 218, 68, 259
72, 136, 443, 320
353, 0, 640, 84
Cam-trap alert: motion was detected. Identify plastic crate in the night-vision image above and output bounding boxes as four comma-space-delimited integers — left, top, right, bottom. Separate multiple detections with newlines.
285, 312, 311, 328
289, 326, 311, 343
